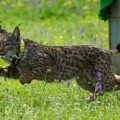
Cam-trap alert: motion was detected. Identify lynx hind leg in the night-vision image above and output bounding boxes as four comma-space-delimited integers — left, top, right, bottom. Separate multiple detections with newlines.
76, 74, 95, 93
91, 71, 120, 93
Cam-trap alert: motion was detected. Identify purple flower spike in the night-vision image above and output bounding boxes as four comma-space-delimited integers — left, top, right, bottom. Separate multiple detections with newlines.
79, 27, 84, 33
6, 96, 9, 101
40, 29, 47, 34
97, 83, 102, 91
89, 95, 94, 100
24, 21, 29, 25
67, 81, 70, 87
96, 71, 102, 79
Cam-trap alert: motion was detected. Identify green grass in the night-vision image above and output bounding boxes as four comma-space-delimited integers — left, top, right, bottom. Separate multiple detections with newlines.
0, 0, 120, 120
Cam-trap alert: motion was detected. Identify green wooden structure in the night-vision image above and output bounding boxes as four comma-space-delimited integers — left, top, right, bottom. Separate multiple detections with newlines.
99, 0, 114, 21
99, 0, 120, 74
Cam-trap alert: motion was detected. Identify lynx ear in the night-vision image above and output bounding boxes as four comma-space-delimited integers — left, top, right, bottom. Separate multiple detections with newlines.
12, 25, 20, 38
23, 39, 30, 45
23, 39, 39, 47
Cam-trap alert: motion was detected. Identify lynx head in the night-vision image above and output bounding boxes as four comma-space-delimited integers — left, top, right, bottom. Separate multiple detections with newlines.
0, 25, 21, 62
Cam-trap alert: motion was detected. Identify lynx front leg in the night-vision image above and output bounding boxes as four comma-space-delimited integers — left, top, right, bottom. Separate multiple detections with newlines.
19, 70, 35, 85
19, 67, 54, 85
0, 65, 19, 79
0, 67, 7, 77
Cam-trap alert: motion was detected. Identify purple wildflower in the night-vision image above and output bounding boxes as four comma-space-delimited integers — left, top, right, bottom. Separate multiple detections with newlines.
40, 29, 47, 34
6, 96, 10, 101
24, 21, 29, 25
96, 72, 102, 79
89, 94, 94, 100
67, 81, 70, 87
97, 83, 102, 91
79, 27, 84, 33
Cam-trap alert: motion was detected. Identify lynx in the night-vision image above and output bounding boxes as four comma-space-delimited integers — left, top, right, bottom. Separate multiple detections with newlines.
0, 26, 120, 94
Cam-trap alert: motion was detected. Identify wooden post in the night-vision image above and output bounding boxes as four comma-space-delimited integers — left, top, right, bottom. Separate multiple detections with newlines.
109, 0, 120, 74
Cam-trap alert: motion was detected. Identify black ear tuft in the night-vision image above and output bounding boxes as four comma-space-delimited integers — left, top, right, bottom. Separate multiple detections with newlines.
116, 43, 120, 52
16, 24, 21, 27
0, 20, 4, 31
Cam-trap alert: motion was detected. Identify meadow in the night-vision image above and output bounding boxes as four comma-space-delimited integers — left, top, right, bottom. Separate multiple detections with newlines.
0, 0, 120, 120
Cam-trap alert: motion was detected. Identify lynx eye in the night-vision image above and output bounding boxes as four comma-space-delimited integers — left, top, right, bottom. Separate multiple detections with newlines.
4, 43, 8, 46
